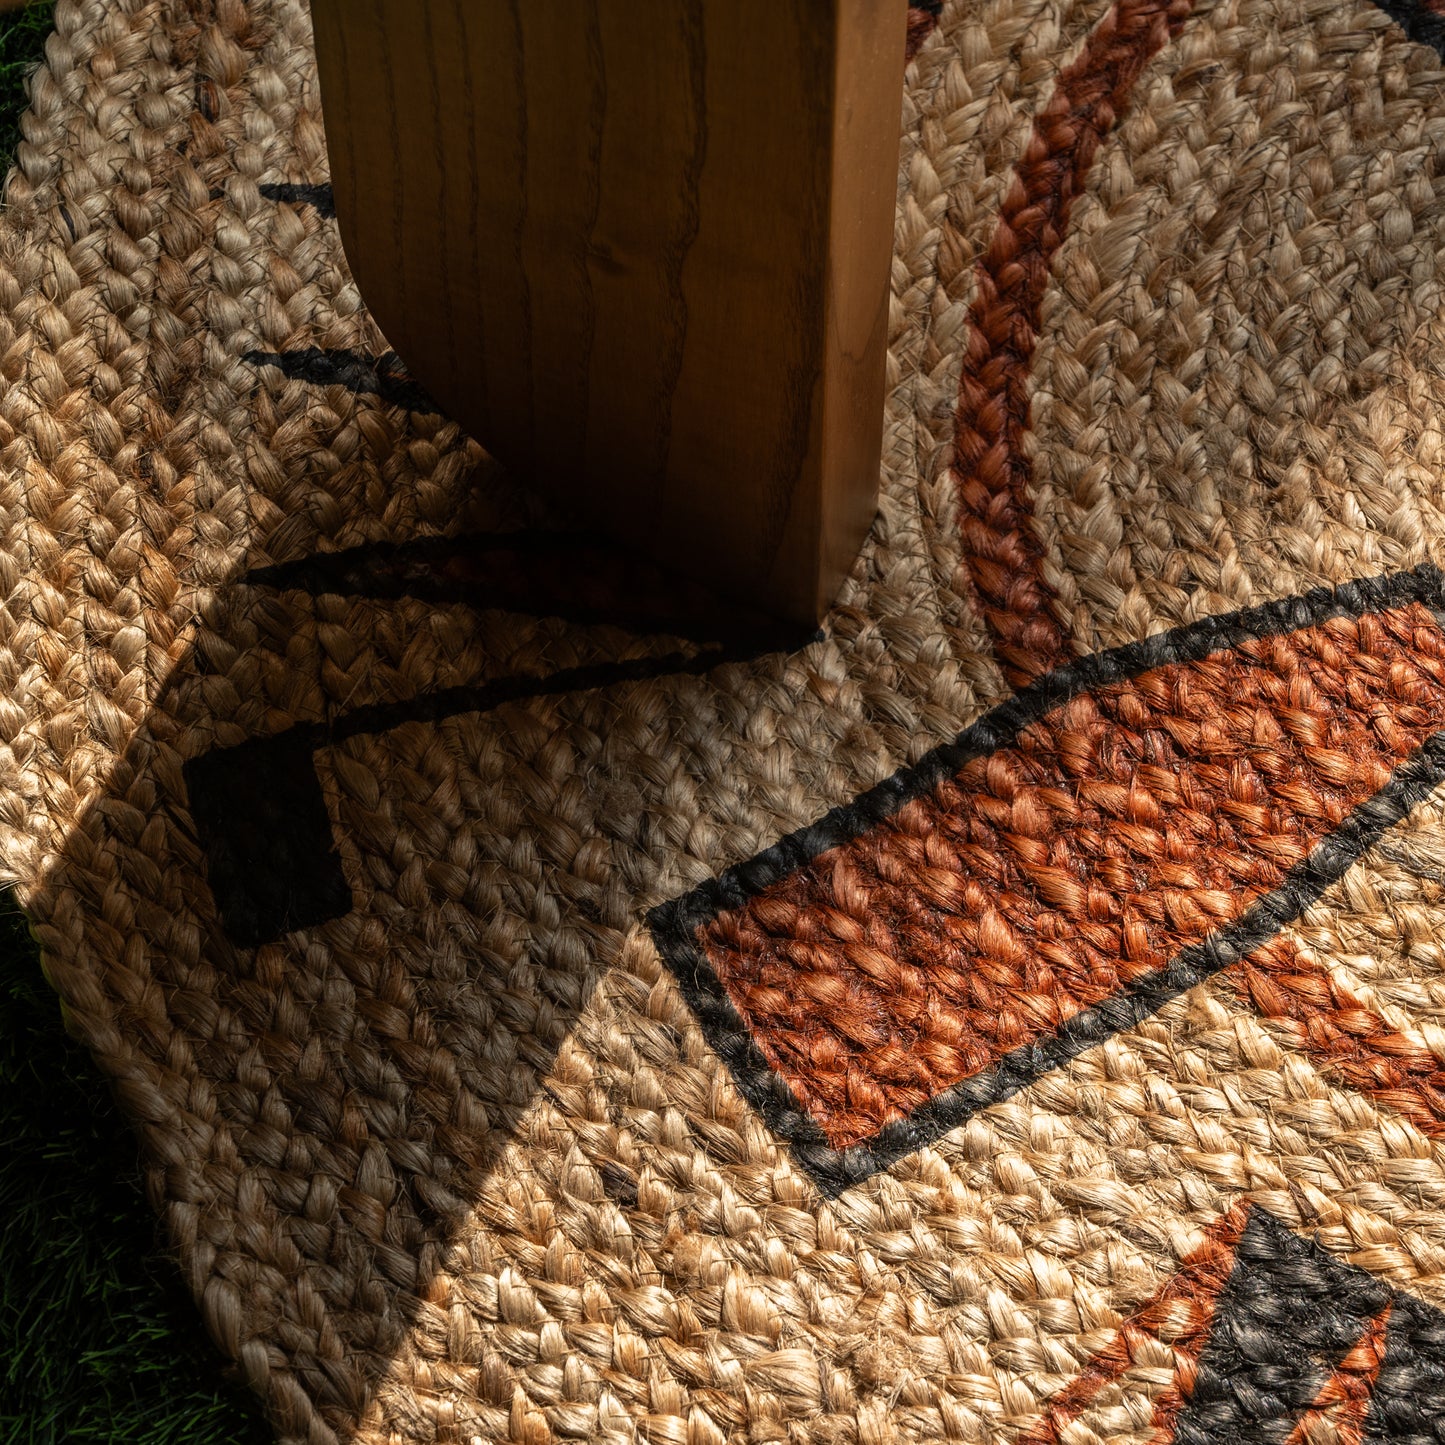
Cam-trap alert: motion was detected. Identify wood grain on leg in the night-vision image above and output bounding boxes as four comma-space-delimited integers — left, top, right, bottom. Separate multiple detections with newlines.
309, 0, 905, 625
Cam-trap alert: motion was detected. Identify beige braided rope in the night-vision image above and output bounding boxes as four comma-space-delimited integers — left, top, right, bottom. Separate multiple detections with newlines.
5, 1, 1445, 1442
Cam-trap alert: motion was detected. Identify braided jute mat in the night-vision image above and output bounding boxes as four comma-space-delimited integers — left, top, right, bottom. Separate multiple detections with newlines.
16, 0, 1445, 1439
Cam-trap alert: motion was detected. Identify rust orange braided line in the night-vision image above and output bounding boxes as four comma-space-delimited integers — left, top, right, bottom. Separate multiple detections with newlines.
1277, 1301, 1392, 1445
952, 0, 1193, 684
905, 2, 942, 62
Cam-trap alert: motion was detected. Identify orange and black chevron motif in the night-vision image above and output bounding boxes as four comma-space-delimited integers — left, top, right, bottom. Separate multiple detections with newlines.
1023, 1202, 1445, 1445
1023, 1203, 1445, 1444
649, 571, 1445, 1191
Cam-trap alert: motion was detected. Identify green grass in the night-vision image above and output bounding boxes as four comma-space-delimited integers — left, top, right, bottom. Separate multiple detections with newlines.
0, 4, 273, 1442
0, 899, 272, 1445
0, 0, 54, 176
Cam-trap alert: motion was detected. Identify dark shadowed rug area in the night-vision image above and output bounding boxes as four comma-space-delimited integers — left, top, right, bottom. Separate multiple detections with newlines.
10, 0, 1445, 1442
0, 2, 269, 1441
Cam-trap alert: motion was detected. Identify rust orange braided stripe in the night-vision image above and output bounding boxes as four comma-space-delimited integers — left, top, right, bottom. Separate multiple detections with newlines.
953, 0, 1193, 684
1277, 1302, 1392, 1445
1233, 939, 1445, 1140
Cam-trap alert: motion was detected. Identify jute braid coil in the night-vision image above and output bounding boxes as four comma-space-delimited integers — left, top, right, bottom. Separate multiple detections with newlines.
8, 0, 1445, 1441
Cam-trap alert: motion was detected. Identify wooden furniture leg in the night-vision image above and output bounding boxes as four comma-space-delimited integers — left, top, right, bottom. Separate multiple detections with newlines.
309, 1, 905, 626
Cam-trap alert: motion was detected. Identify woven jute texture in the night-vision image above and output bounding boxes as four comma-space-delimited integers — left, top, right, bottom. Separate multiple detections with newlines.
12, 0, 1445, 1440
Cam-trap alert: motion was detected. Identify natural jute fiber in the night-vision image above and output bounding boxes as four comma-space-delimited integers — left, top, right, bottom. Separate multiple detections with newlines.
11, 0, 1445, 1439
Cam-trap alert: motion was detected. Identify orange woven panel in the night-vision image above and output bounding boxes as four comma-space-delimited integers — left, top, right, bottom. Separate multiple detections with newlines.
659, 589, 1445, 1176
10, 1, 1445, 1442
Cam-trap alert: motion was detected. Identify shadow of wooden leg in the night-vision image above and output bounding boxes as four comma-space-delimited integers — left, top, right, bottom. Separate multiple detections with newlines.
181, 530, 816, 948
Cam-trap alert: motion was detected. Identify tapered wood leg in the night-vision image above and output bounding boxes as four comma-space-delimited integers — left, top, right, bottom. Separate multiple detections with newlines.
310, 0, 905, 626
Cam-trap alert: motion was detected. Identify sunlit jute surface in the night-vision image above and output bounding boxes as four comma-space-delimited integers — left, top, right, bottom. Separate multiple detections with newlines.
7, 0, 1445, 1441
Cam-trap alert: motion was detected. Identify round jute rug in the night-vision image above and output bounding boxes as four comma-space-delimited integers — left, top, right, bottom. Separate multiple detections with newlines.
9, 0, 1445, 1440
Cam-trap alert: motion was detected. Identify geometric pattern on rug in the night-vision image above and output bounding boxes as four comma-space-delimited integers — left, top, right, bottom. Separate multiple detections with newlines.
1024, 1202, 1445, 1444
650, 571, 1445, 1192
12, 0, 1445, 1441
653, 0, 1445, 1195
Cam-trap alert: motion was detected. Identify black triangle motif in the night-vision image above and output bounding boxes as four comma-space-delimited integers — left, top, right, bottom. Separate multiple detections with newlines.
1172, 1207, 1391, 1444
1365, 1289, 1445, 1443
